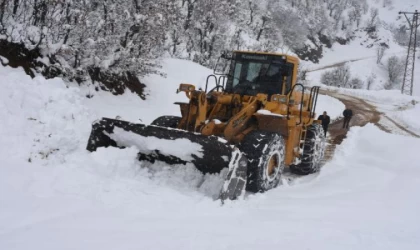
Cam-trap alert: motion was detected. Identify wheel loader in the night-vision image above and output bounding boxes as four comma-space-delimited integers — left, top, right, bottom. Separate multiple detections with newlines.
86, 51, 326, 201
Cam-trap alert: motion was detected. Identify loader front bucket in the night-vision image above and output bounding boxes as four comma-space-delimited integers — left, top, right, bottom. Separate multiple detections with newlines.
87, 118, 249, 201
87, 118, 234, 174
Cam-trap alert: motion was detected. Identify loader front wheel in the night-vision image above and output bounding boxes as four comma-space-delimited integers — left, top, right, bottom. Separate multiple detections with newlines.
150, 116, 181, 128
290, 123, 326, 175
240, 131, 285, 193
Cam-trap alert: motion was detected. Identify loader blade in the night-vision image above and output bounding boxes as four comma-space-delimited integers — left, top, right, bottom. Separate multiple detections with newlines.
86, 118, 234, 174
219, 149, 248, 202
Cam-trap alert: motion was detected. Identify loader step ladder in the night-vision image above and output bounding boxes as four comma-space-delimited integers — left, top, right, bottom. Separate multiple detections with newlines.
286, 84, 320, 125
307, 86, 320, 122
287, 85, 321, 160
297, 128, 307, 160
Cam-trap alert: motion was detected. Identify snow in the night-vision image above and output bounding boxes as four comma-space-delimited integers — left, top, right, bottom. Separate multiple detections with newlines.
109, 127, 204, 161
315, 94, 345, 120
388, 101, 420, 134
213, 119, 222, 125
0, 55, 9, 65
1, 56, 420, 249
257, 109, 285, 117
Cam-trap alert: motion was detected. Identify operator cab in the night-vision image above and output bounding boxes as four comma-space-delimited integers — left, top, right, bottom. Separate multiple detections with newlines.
224, 52, 295, 97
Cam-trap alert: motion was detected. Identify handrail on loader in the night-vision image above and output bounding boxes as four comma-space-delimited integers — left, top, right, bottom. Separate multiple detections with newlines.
302, 86, 320, 125
287, 83, 305, 125
205, 74, 226, 93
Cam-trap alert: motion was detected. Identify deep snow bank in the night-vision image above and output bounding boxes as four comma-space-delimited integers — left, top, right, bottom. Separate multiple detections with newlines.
389, 102, 420, 134
0, 63, 90, 164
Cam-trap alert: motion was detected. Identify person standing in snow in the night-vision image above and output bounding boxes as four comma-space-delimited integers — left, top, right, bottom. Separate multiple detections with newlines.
317, 111, 330, 137
342, 108, 353, 129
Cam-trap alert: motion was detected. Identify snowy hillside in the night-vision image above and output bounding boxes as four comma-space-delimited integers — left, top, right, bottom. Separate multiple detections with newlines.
1, 55, 420, 249
302, 0, 420, 140
305, 0, 420, 95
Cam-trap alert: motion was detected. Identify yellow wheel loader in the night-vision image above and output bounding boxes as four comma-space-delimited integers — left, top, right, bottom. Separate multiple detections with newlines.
86, 51, 326, 201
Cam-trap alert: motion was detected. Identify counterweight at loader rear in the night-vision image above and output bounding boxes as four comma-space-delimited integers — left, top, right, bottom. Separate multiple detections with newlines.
86, 51, 326, 201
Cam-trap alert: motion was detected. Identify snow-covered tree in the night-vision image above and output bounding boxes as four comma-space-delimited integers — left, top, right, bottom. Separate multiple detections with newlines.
0, 0, 390, 87
349, 77, 364, 89
320, 64, 352, 88
366, 72, 376, 90
385, 56, 404, 89
376, 46, 387, 64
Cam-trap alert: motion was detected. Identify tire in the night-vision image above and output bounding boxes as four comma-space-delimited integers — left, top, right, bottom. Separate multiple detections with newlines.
240, 131, 285, 193
290, 123, 326, 175
150, 116, 181, 128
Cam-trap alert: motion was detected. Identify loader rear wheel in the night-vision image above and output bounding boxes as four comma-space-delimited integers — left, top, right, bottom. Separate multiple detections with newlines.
150, 116, 181, 128
290, 123, 326, 175
240, 131, 285, 193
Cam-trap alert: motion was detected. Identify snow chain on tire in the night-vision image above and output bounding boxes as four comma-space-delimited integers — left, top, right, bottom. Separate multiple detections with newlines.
240, 131, 286, 193
290, 123, 326, 175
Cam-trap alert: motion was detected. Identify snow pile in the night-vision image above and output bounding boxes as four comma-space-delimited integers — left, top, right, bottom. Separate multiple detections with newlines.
257, 109, 285, 117
389, 102, 420, 134
109, 127, 204, 161
0, 64, 89, 164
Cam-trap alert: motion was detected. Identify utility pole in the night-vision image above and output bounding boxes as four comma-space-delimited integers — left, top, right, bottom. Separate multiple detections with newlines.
399, 10, 420, 96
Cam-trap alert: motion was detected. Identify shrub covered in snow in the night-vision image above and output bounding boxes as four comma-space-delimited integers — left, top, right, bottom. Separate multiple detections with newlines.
320, 64, 351, 88
320, 65, 366, 89
385, 56, 404, 90
349, 77, 364, 89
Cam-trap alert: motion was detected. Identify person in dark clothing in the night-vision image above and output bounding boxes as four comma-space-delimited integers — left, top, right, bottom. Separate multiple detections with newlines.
317, 111, 331, 137
343, 108, 353, 129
